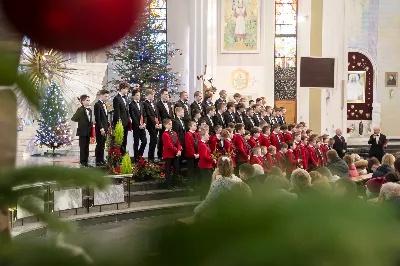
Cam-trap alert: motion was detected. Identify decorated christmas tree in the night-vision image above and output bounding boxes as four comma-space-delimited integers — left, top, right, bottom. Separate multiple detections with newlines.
107, 0, 182, 97
35, 81, 72, 153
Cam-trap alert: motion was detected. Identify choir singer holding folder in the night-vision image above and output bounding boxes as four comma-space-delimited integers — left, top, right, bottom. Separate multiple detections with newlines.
368, 126, 387, 162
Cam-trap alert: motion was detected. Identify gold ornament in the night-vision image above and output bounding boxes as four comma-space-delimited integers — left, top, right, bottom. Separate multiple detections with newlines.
359, 110, 364, 114
350, 105, 354, 109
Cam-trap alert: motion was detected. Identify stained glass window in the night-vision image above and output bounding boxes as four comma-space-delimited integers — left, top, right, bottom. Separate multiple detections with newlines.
274, 0, 298, 101
150, 0, 167, 55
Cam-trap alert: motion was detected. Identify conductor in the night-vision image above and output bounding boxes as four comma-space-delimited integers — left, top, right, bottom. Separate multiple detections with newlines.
368, 126, 387, 162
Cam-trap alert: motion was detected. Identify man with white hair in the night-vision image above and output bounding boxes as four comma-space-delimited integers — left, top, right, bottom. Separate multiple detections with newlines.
368, 126, 387, 162
215, 90, 227, 109
333, 128, 347, 158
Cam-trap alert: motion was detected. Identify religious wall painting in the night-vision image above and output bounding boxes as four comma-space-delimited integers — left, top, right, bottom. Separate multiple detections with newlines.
385, 72, 398, 87
221, 0, 261, 53
347, 71, 366, 103
231, 68, 249, 90
347, 52, 373, 120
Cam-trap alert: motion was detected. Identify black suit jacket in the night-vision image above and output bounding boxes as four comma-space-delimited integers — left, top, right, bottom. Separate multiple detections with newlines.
214, 98, 227, 109
223, 111, 236, 126
252, 113, 261, 127
174, 100, 191, 122
264, 115, 272, 125
172, 118, 186, 148
156, 100, 173, 122
129, 100, 147, 131
333, 135, 347, 156
214, 112, 226, 128
190, 101, 203, 118
243, 115, 255, 131
113, 94, 129, 127
143, 100, 160, 130
235, 111, 245, 124
368, 134, 387, 156
72, 106, 92, 137
202, 101, 214, 117
204, 115, 215, 133
94, 100, 108, 132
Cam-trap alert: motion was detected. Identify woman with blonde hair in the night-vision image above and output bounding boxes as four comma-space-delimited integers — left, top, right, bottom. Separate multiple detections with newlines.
309, 171, 332, 193
194, 157, 242, 217
382, 153, 395, 169
343, 155, 359, 178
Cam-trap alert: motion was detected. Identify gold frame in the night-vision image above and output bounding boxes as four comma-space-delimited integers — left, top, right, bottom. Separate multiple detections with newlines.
347, 71, 366, 103
231, 68, 249, 90
385, 72, 398, 88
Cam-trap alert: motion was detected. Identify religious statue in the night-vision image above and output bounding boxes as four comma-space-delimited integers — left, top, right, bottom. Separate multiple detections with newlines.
359, 120, 363, 136
233, 0, 247, 42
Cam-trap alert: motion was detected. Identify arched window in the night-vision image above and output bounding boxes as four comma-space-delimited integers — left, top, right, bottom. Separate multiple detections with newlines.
150, 0, 167, 56
274, 0, 298, 101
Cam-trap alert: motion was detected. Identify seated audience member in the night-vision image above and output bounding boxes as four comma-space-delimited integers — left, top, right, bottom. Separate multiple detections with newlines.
372, 154, 394, 178
379, 183, 400, 207
343, 155, 359, 178
326, 150, 350, 178
394, 152, 400, 160
395, 157, 400, 174
368, 157, 381, 174
351, 153, 361, 163
382, 153, 395, 169
194, 156, 242, 218
334, 177, 358, 200
240, 163, 266, 195
365, 177, 385, 200
354, 159, 368, 175
264, 175, 297, 200
309, 171, 332, 193
317, 167, 340, 183
385, 172, 400, 184
269, 166, 286, 179
239, 163, 255, 182
290, 169, 320, 198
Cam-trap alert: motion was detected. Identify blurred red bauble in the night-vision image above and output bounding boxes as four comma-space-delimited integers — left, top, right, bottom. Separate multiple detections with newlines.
1, 0, 146, 52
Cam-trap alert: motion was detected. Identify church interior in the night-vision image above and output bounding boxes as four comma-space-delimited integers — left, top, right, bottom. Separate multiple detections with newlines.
2, 0, 400, 265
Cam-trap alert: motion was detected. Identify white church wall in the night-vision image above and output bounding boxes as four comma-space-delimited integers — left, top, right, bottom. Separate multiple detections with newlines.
211, 0, 275, 106
377, 0, 400, 137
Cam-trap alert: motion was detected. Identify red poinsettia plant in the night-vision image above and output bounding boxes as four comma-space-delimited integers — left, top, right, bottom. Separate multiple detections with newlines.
132, 157, 162, 181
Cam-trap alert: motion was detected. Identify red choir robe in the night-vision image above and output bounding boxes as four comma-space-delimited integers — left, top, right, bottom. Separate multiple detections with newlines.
294, 141, 308, 169
259, 133, 271, 148
321, 144, 329, 164
248, 136, 260, 148
275, 151, 286, 171
184, 131, 198, 158
265, 153, 278, 171
162, 130, 182, 159
282, 132, 293, 142
198, 140, 213, 169
306, 145, 319, 169
316, 146, 325, 167
270, 131, 285, 151
232, 133, 248, 163
285, 149, 298, 175
250, 154, 267, 172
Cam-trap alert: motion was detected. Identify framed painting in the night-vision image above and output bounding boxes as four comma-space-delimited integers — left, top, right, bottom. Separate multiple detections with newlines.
221, 0, 261, 53
347, 71, 366, 103
385, 72, 398, 87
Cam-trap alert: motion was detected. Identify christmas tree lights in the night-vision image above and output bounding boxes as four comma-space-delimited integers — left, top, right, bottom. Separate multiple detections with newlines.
107, 0, 182, 98
35, 81, 72, 153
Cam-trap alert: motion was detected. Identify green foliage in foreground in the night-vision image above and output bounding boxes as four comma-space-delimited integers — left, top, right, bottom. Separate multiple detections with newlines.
2, 197, 400, 266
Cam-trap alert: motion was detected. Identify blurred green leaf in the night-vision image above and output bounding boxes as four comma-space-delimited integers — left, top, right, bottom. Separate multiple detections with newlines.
15, 74, 39, 109
0, 51, 20, 85
0, 166, 110, 189
18, 195, 76, 234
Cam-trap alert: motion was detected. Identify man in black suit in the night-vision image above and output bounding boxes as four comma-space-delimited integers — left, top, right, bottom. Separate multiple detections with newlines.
113, 82, 130, 154
143, 89, 161, 162
214, 102, 227, 128
252, 104, 261, 127
368, 126, 387, 162
204, 106, 216, 135
235, 103, 245, 124
94, 90, 110, 166
172, 107, 186, 151
129, 89, 147, 161
174, 91, 191, 128
190, 91, 203, 118
223, 102, 236, 126
72, 95, 93, 167
243, 108, 256, 131
156, 89, 174, 160
214, 90, 227, 109
333, 128, 347, 158
202, 93, 214, 117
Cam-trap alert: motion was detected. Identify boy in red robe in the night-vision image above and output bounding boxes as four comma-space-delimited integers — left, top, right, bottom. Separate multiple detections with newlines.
250, 146, 267, 172
307, 136, 319, 171
286, 140, 300, 179
162, 119, 182, 187
265, 145, 278, 171
248, 127, 261, 148
198, 129, 214, 199
232, 123, 248, 175
276, 142, 288, 172
184, 121, 199, 188
270, 123, 284, 151
259, 125, 271, 148
293, 133, 308, 170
